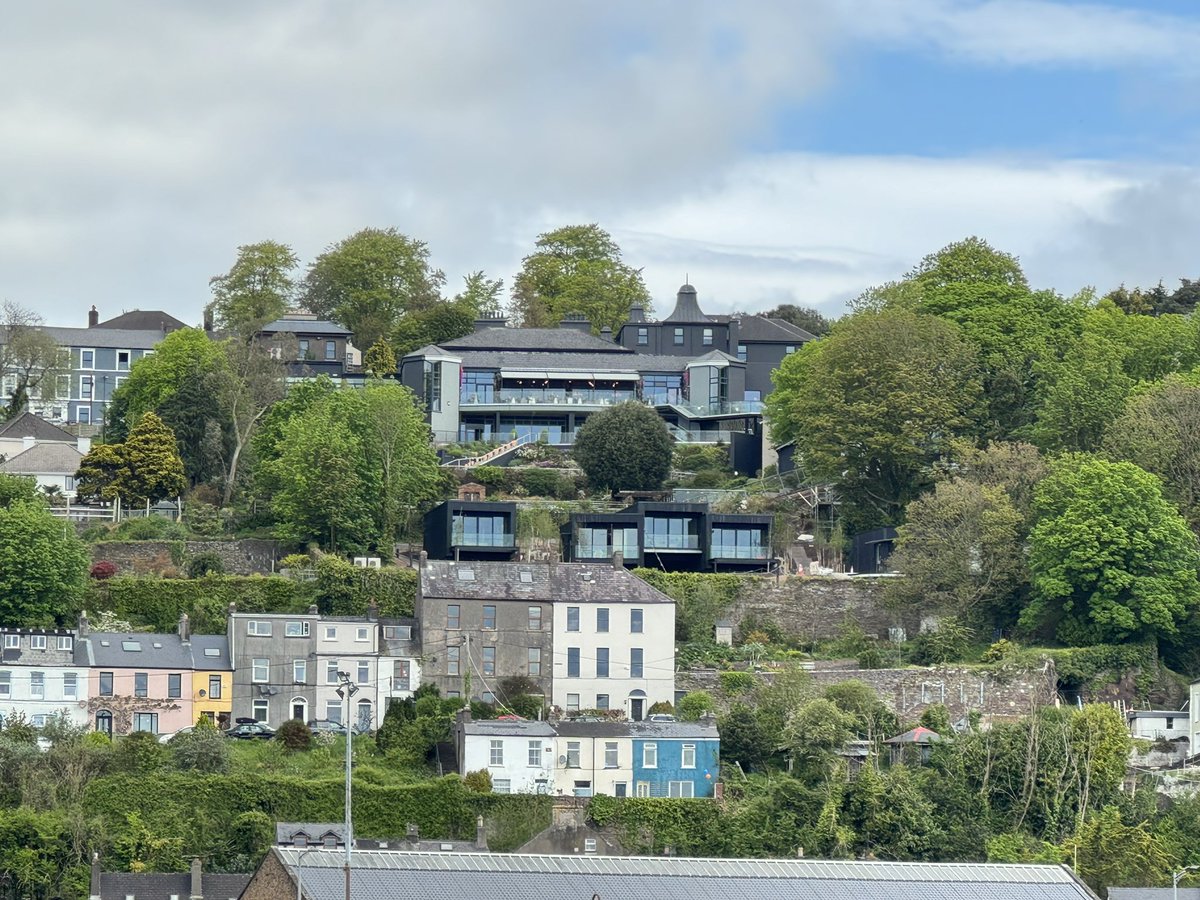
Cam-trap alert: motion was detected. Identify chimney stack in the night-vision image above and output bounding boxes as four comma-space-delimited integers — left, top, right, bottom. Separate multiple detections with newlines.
612, 551, 623, 571
77, 610, 90, 637
22, 435, 35, 452
600, 326, 612, 341
189, 857, 202, 900
89, 851, 100, 900
406, 823, 420, 848
628, 304, 645, 323
419, 550, 428, 569
88, 305, 99, 328
474, 815, 488, 851
178, 612, 191, 643
367, 600, 379, 622
307, 603, 319, 616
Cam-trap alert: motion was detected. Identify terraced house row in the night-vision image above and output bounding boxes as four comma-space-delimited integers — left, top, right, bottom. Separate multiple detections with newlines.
0, 559, 678, 737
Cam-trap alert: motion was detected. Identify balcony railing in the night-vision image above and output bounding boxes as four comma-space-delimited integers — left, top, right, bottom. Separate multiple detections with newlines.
710, 544, 770, 559
644, 535, 701, 551
576, 542, 640, 560
450, 530, 515, 547
462, 389, 637, 406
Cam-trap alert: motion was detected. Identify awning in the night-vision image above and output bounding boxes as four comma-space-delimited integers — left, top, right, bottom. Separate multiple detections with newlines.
500, 370, 641, 382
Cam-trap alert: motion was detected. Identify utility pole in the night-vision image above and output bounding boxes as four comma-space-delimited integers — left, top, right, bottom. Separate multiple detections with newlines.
336, 672, 359, 900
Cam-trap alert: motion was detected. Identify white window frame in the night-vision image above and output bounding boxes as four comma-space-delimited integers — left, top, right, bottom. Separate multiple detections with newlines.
293, 660, 307, 684
357, 660, 369, 684
30, 635, 47, 651
604, 742, 619, 769
57, 636, 73, 651
682, 743, 696, 769
490, 739, 504, 766
285, 621, 309, 637
326, 660, 340, 684
63, 672, 78, 700
493, 778, 511, 794
566, 741, 581, 768
355, 626, 369, 642
80, 348, 96, 370
324, 626, 337, 641
247, 620, 273, 637
566, 693, 580, 712
252, 699, 269, 722
668, 780, 695, 798
4, 635, 19, 650
0, 671, 9, 697
528, 739, 542, 767
30, 671, 44, 698
636, 782, 650, 798
252, 659, 269, 683
643, 743, 657, 768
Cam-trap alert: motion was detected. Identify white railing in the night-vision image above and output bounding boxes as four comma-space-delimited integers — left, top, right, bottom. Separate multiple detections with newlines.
441, 432, 537, 468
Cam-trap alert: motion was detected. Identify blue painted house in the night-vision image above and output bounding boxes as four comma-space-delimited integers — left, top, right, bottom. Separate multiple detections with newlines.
631, 717, 719, 798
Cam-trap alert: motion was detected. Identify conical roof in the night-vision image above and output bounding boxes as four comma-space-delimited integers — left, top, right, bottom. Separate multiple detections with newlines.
663, 284, 711, 323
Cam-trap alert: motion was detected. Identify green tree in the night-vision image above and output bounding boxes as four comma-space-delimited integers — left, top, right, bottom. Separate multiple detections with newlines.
456, 270, 504, 316
74, 442, 125, 503
572, 401, 672, 494
762, 304, 832, 336
766, 309, 982, 530
391, 298, 477, 356
115, 412, 188, 506
1068, 806, 1173, 897
1105, 375, 1200, 528
909, 236, 1029, 291
155, 358, 230, 486
1083, 300, 1200, 383
0, 472, 40, 509
676, 691, 716, 722
214, 338, 289, 504
1023, 455, 1200, 646
301, 227, 445, 349
364, 338, 398, 379
782, 699, 856, 774
0, 500, 88, 625
0, 301, 69, 420
822, 681, 898, 741
207, 240, 298, 340
509, 224, 651, 333
1032, 333, 1134, 452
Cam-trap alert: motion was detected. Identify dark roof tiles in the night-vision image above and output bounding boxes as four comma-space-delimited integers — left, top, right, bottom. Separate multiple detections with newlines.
419, 561, 674, 605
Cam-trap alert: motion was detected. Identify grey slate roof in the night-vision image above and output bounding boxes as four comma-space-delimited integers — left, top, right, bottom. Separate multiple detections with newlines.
0, 411, 75, 442
277, 822, 346, 844
42, 325, 167, 350
0, 441, 83, 475
98, 871, 250, 899
462, 719, 557, 738
1110, 890, 1200, 900
737, 315, 817, 342
552, 719, 718, 740
442, 327, 626, 353
261, 317, 353, 336
80, 632, 230, 669
663, 284, 712, 323
447, 348, 691, 373
94, 309, 188, 332
419, 561, 675, 605
272, 849, 1098, 900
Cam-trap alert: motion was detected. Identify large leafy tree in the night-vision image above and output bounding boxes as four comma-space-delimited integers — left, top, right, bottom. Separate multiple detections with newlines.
208, 240, 298, 340
0, 500, 89, 625
301, 228, 445, 349
114, 412, 188, 506
908, 236, 1028, 291
572, 401, 672, 495
0, 472, 41, 509
762, 304, 832, 336
1105, 375, 1200, 529
766, 309, 982, 531
214, 339, 289, 504
0, 301, 69, 420
1022, 454, 1200, 646
392, 271, 505, 355
509, 224, 651, 333
1031, 333, 1133, 452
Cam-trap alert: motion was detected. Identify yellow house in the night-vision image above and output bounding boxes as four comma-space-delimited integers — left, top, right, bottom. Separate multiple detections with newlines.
191, 635, 233, 729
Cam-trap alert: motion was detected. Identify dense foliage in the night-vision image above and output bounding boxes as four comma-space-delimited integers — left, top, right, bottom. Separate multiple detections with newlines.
572, 401, 673, 494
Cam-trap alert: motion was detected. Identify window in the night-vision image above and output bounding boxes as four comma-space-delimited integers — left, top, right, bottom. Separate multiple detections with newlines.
596, 647, 609, 678
630, 648, 644, 679
490, 739, 504, 766
1168, 717, 1176, 729
357, 661, 369, 684
604, 741, 619, 768
57, 636, 73, 651
99, 672, 113, 697
63, 672, 78, 699
253, 700, 269, 722
702, 327, 713, 345
447, 605, 461, 629
596, 694, 609, 711
383, 625, 412, 641
252, 659, 269, 683
643, 743, 658, 768
30, 635, 46, 650
293, 660, 307, 684
247, 620, 272, 636
30, 671, 44, 699
324, 626, 337, 640
31, 714, 47, 728
745, 389, 761, 404
326, 661, 340, 684
80, 349, 95, 369
528, 607, 542, 630
356, 627, 369, 642
630, 609, 643, 633
95, 710, 113, 735
736, 344, 747, 362
134, 672, 148, 697
461, 370, 496, 403
208, 675, 222, 699
323, 835, 337, 848
117, 350, 131, 370
682, 743, 696, 768
567, 647, 580, 678
566, 694, 580, 712
357, 700, 372, 731
673, 327, 684, 345
423, 360, 442, 412
81, 376, 94, 400
77, 405, 90, 425
527, 647, 541, 676
493, 778, 512, 794
482, 691, 494, 704
3, 635, 18, 649
168, 674, 182, 699
482, 605, 496, 630
285, 621, 309, 637
566, 607, 580, 632
325, 340, 336, 361
785, 345, 796, 354
637, 327, 648, 345
668, 781, 695, 798
596, 608, 609, 633
447, 647, 460, 676
615, 783, 628, 798
133, 712, 158, 734
482, 646, 496, 676
528, 739, 543, 767
392, 659, 411, 691
326, 701, 342, 724
567, 741, 581, 767
298, 339, 310, 360
0, 672, 8, 697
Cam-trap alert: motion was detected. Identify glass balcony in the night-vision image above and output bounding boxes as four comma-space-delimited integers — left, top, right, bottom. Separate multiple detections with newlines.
461, 388, 637, 406
710, 544, 769, 559
644, 534, 701, 551
451, 528, 515, 548
576, 541, 640, 560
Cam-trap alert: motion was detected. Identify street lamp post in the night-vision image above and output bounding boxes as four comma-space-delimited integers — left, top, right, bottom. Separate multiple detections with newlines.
296, 847, 321, 900
1175, 865, 1200, 900
335, 673, 359, 900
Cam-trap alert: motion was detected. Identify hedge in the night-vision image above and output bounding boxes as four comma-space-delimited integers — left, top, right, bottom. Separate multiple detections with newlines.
632, 570, 747, 642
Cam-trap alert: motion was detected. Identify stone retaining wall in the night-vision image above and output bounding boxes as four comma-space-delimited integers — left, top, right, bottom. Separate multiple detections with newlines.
731, 576, 921, 643
90, 539, 280, 576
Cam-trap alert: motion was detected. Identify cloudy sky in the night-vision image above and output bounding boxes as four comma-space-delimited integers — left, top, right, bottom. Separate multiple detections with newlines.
4, 0, 1200, 327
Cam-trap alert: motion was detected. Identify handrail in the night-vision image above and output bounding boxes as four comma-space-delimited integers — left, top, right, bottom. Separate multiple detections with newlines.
441, 432, 537, 468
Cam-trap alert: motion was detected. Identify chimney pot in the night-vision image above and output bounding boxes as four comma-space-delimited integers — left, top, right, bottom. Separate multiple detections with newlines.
88, 305, 99, 328
307, 604, 319, 615
190, 856, 202, 900
89, 851, 101, 900
77, 611, 90, 637
179, 612, 190, 643
474, 815, 488, 850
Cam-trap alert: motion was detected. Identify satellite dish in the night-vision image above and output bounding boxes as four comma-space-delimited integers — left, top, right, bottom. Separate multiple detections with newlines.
558, 755, 567, 766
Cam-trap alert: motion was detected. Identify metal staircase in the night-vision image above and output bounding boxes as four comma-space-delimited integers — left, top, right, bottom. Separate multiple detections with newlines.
441, 432, 536, 469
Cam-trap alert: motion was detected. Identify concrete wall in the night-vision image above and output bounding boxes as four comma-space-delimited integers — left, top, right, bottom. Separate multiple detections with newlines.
91, 539, 281, 575
678, 661, 1057, 725
730, 576, 921, 644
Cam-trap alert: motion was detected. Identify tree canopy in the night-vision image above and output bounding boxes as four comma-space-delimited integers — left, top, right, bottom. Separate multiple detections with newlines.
208, 240, 298, 340
0, 301, 69, 420
572, 401, 673, 495
0, 499, 89, 625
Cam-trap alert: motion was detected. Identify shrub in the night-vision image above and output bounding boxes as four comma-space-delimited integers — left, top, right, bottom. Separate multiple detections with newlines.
185, 502, 224, 536
982, 638, 1019, 663
114, 731, 166, 774
90, 560, 119, 580
171, 727, 230, 774
718, 671, 757, 695
186, 551, 226, 578
857, 646, 886, 669
473, 467, 512, 492
462, 769, 493, 793
648, 701, 674, 715
275, 719, 313, 751
280, 553, 312, 570
676, 691, 716, 721
519, 468, 564, 498
911, 617, 974, 666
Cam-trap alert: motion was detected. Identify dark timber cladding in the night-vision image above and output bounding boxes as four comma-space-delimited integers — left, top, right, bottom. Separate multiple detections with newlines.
423, 499, 518, 560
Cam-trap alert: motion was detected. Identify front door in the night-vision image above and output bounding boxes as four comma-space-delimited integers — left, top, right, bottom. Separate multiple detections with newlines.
630, 698, 645, 721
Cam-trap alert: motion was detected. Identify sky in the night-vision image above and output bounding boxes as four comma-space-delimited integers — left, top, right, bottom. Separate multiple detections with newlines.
3, 0, 1200, 327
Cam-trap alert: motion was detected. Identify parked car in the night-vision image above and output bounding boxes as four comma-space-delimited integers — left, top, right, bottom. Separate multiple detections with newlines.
225, 719, 275, 740
158, 726, 195, 744
308, 719, 348, 736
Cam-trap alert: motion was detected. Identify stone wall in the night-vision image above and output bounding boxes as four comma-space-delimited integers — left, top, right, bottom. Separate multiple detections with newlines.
678, 661, 1057, 726
90, 539, 281, 576
731, 576, 920, 643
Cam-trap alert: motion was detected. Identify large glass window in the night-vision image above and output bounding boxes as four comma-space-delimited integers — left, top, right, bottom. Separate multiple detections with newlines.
641, 374, 682, 405
133, 712, 158, 734
453, 513, 512, 548
461, 370, 497, 403
576, 525, 638, 560
645, 516, 700, 550
711, 526, 768, 559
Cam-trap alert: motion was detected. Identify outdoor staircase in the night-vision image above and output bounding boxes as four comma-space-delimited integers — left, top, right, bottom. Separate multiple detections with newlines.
440, 433, 536, 469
